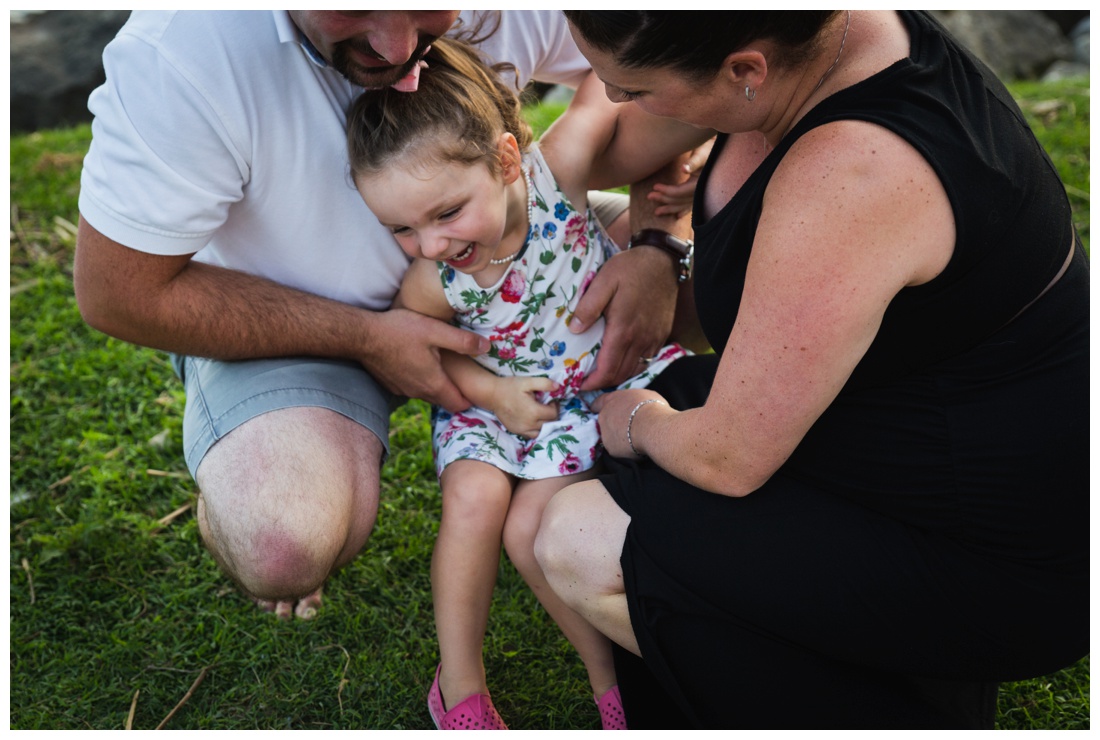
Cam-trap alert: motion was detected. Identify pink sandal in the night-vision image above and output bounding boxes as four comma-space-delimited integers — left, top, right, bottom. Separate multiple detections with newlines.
595, 685, 627, 730
428, 664, 508, 730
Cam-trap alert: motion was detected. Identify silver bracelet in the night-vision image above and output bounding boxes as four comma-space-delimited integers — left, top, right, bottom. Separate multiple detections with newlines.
626, 399, 666, 457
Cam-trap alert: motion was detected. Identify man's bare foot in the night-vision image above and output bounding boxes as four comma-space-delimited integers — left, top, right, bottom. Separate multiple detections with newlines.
254, 586, 324, 620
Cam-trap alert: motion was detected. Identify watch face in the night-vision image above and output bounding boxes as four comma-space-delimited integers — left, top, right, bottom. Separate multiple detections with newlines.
680, 244, 694, 282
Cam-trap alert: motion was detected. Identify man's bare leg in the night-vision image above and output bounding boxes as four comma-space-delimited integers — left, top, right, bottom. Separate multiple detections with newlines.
195, 406, 383, 619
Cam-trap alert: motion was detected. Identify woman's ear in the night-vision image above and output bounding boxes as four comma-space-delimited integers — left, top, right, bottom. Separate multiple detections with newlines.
723, 49, 768, 93
497, 132, 522, 184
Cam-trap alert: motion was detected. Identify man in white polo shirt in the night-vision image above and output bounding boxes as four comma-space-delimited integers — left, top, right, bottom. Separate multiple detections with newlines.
75, 11, 692, 619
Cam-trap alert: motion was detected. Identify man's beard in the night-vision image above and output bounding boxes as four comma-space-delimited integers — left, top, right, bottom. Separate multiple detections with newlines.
330, 37, 433, 89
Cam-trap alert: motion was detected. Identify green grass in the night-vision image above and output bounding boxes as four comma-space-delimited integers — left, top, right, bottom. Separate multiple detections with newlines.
9, 80, 1090, 729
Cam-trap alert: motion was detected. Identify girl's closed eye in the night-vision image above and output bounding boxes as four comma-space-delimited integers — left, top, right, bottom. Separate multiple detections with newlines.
439, 207, 463, 221
615, 88, 642, 102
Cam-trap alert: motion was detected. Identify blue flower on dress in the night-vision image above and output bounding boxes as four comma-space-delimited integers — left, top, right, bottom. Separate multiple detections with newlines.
542, 223, 557, 239
442, 265, 456, 284
554, 202, 570, 221
549, 341, 566, 356
538, 358, 554, 370
562, 397, 583, 413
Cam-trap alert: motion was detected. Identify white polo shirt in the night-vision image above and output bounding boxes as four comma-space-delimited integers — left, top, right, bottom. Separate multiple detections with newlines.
79, 11, 590, 311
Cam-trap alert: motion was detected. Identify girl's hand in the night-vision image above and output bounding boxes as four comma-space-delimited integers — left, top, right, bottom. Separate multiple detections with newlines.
491, 376, 560, 439
592, 388, 669, 459
647, 137, 715, 219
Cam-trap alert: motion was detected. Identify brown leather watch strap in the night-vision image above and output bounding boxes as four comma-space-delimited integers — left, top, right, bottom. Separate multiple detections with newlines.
627, 228, 694, 283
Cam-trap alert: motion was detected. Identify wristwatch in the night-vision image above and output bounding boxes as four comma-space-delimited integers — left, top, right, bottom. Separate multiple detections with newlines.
627, 228, 694, 283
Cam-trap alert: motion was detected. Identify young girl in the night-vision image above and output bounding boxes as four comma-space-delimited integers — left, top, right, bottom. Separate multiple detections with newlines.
346, 38, 687, 730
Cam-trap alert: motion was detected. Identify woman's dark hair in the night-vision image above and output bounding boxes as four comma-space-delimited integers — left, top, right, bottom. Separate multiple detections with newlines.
347, 35, 532, 180
563, 11, 839, 80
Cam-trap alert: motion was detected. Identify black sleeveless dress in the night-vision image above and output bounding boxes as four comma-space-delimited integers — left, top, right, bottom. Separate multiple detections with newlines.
602, 11, 1088, 729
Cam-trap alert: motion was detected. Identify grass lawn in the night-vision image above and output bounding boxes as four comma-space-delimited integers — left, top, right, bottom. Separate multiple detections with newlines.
9, 79, 1090, 730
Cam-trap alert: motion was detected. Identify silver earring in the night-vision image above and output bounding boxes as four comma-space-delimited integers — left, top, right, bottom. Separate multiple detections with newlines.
745, 85, 756, 102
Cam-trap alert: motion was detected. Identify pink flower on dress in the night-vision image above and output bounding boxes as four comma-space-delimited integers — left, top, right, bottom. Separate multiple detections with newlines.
655, 342, 689, 363
490, 320, 525, 343
559, 452, 583, 475
558, 359, 587, 397
454, 413, 486, 429
565, 214, 588, 253
498, 346, 517, 360
580, 270, 597, 296
438, 413, 486, 446
500, 270, 526, 304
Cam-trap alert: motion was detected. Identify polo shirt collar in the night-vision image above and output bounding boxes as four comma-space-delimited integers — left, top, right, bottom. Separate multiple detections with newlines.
273, 10, 328, 69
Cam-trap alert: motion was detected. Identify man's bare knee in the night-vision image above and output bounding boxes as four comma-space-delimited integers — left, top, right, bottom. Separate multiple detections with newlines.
198, 487, 349, 600
195, 407, 383, 601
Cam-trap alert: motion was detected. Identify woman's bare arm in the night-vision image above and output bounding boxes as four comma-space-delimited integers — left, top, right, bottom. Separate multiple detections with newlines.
598, 121, 956, 496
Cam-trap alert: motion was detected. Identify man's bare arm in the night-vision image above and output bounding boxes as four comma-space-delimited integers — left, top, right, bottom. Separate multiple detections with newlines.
74, 217, 487, 411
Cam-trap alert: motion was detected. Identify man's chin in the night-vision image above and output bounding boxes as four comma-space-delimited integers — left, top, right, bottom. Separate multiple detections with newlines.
332, 44, 426, 89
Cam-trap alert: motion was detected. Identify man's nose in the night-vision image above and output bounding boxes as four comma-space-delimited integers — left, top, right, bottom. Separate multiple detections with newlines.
367, 11, 422, 65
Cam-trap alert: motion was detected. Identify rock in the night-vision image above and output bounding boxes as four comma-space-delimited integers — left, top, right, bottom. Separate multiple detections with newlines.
931, 10, 1075, 81
1069, 16, 1090, 64
7, 10, 1090, 133
1042, 60, 1090, 83
1041, 10, 1090, 36
10, 10, 130, 133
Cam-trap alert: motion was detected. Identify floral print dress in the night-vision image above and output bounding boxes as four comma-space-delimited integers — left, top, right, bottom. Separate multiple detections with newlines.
432, 145, 688, 480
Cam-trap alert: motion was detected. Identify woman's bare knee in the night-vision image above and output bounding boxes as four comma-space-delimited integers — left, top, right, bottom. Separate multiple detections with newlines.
535, 480, 629, 601
503, 474, 576, 570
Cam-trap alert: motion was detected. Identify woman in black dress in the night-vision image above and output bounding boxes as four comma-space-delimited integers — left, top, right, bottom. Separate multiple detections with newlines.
535, 11, 1088, 728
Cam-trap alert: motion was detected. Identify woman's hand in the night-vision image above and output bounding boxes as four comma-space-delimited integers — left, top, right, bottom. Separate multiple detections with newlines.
592, 388, 670, 459
490, 376, 560, 439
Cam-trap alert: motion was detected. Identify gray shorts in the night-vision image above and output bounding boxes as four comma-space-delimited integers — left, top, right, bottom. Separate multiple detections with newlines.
172, 354, 397, 478
588, 190, 629, 240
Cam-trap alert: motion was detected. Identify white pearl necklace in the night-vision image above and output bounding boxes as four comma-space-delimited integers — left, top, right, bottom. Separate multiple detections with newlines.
488, 168, 536, 266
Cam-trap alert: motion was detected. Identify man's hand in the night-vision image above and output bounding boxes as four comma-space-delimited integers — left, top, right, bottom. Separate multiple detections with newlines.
358, 305, 488, 409
360, 308, 489, 412
489, 376, 559, 439
571, 246, 678, 391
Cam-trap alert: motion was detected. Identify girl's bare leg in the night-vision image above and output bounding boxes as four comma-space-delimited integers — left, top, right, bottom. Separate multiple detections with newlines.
433, 460, 514, 707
